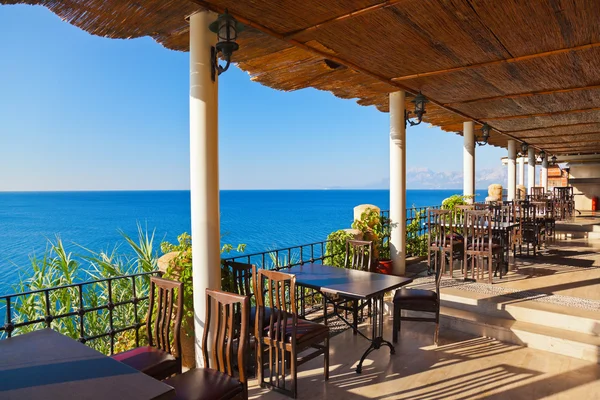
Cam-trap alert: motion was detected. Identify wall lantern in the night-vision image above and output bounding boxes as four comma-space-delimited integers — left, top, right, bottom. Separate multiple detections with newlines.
539, 150, 546, 161
551, 155, 558, 165
476, 123, 491, 146
209, 10, 244, 81
520, 142, 529, 155
405, 92, 429, 127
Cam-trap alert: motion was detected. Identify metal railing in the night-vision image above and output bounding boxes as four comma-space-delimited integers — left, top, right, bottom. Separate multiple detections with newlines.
222, 240, 344, 315
0, 271, 160, 354
222, 240, 336, 270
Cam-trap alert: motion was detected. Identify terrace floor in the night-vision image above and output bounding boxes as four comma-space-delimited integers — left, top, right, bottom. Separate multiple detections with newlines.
248, 319, 600, 400
248, 233, 600, 399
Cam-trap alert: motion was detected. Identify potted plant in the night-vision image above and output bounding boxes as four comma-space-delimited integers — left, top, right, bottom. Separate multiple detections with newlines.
351, 208, 393, 274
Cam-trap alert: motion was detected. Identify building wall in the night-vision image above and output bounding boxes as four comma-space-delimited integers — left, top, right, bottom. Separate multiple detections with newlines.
568, 163, 600, 211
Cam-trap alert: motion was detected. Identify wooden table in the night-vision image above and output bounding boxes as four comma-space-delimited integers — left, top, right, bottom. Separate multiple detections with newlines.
287, 264, 412, 373
0, 329, 174, 400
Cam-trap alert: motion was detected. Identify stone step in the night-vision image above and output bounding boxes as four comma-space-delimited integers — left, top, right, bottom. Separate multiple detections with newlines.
438, 306, 600, 363
439, 290, 600, 336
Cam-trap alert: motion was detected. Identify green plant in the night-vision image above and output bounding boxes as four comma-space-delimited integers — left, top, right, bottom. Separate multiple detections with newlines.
160, 233, 245, 337
406, 209, 428, 257
324, 230, 355, 268
351, 208, 390, 260
8, 226, 159, 355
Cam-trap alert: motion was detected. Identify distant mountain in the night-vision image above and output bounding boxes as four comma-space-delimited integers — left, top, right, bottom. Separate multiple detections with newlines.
360, 167, 507, 190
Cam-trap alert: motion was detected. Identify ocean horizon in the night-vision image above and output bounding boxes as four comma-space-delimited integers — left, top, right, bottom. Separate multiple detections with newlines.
0, 189, 486, 293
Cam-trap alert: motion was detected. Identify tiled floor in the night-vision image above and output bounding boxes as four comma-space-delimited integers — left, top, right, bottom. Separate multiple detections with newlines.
248, 320, 600, 399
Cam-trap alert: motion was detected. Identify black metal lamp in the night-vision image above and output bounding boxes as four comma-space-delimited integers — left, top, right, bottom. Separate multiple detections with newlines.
475, 123, 491, 146
209, 10, 244, 81
520, 142, 529, 155
405, 92, 428, 127
539, 150, 546, 161
551, 155, 558, 165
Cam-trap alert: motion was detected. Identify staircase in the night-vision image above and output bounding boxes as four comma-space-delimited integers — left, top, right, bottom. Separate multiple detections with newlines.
437, 288, 600, 363
385, 283, 600, 363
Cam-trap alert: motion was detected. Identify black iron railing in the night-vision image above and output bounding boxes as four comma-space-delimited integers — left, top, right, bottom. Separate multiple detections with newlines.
222, 240, 336, 270
0, 271, 160, 354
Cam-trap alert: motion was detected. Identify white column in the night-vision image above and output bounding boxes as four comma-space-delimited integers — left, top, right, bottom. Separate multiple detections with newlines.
390, 91, 406, 276
189, 11, 220, 367
517, 157, 525, 186
463, 121, 475, 204
507, 140, 517, 201
541, 156, 549, 191
528, 147, 536, 194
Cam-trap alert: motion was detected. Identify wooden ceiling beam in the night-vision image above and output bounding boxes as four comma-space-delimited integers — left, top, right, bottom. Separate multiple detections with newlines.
444, 84, 600, 107
523, 131, 600, 140
190, 0, 534, 149
504, 121, 600, 134
393, 42, 600, 82
284, 0, 406, 39
485, 107, 600, 121
539, 139, 600, 148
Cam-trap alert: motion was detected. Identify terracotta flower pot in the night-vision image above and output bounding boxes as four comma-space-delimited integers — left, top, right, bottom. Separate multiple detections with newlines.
377, 259, 393, 274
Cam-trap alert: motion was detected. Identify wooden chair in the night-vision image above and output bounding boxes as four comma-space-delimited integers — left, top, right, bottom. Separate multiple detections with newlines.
339, 240, 373, 334
392, 261, 442, 345
112, 277, 183, 380
256, 269, 329, 398
463, 210, 504, 283
520, 201, 541, 256
427, 209, 462, 278
163, 289, 250, 400
222, 261, 271, 331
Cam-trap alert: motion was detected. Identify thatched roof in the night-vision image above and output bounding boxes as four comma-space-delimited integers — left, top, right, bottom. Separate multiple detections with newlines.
4, 0, 600, 155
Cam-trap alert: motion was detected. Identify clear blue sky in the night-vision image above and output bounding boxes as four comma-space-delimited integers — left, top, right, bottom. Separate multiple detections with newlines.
0, 5, 506, 191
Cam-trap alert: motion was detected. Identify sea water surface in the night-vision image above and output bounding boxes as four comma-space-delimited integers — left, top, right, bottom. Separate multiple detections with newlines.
0, 189, 485, 293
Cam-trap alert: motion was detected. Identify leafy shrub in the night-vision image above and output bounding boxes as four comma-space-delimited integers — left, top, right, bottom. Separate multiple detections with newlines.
7, 224, 158, 355
160, 233, 245, 337
324, 230, 355, 268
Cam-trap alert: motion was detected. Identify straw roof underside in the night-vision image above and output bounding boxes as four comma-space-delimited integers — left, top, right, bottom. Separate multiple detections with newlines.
4, 0, 600, 155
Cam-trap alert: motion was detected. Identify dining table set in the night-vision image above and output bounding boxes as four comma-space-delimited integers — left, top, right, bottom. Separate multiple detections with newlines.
426, 192, 562, 284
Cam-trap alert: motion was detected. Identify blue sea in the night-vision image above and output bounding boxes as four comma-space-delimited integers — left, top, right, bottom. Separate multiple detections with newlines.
0, 189, 486, 294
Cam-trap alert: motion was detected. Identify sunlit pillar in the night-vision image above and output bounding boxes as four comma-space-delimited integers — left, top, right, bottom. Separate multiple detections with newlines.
541, 155, 549, 192
517, 156, 525, 187
528, 147, 536, 194
390, 91, 406, 276
507, 140, 517, 201
189, 10, 220, 367
463, 121, 475, 204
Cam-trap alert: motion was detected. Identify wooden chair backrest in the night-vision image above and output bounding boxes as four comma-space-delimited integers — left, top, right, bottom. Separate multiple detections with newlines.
427, 209, 453, 249
222, 260, 256, 300
464, 210, 493, 253
473, 203, 489, 210
255, 269, 297, 346
202, 289, 249, 387
146, 277, 184, 357
490, 204, 512, 224
454, 205, 474, 234
344, 240, 373, 272
553, 186, 574, 201
531, 187, 546, 199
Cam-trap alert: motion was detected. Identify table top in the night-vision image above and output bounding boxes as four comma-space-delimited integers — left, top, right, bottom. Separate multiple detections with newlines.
0, 329, 174, 400
287, 264, 413, 300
